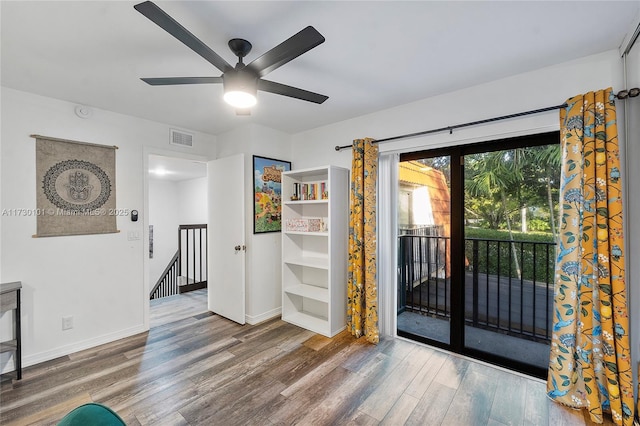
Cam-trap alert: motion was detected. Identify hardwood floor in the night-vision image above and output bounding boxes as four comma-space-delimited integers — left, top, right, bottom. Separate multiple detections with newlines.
1, 289, 615, 425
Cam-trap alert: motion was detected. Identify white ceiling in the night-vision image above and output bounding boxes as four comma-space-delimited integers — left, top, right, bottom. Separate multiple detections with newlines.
2, 1, 639, 137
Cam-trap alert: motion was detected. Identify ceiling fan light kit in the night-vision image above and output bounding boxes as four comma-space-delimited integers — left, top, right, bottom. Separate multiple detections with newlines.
223, 70, 258, 108
223, 90, 257, 109
134, 1, 328, 113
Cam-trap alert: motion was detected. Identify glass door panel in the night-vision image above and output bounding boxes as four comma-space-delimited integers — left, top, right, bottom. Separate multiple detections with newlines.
463, 146, 558, 371
397, 156, 451, 345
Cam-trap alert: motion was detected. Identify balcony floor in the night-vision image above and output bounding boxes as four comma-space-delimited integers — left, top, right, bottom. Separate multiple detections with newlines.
398, 311, 551, 370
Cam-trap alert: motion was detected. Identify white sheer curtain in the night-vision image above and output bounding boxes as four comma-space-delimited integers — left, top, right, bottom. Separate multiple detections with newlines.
377, 152, 399, 337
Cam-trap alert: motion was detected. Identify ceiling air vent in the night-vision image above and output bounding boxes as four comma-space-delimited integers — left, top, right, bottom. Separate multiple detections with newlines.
170, 129, 194, 148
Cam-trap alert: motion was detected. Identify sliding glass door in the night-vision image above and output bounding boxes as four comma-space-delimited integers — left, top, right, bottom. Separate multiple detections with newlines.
397, 133, 559, 377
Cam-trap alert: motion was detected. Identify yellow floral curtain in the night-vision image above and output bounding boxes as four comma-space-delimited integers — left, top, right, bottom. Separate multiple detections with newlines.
347, 138, 379, 344
547, 88, 634, 425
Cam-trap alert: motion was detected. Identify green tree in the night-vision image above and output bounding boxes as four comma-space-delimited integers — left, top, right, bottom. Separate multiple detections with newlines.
464, 144, 561, 278
465, 149, 525, 277
525, 144, 561, 239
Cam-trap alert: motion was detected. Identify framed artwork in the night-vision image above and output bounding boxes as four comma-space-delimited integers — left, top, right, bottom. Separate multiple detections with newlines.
253, 155, 291, 234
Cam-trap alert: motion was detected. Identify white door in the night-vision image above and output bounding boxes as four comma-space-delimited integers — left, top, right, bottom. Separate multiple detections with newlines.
208, 154, 246, 324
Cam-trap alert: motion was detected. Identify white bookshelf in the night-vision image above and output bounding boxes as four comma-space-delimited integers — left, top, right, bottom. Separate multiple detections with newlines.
281, 165, 349, 337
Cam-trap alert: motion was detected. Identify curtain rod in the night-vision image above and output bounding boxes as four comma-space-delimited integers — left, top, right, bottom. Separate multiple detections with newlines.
334, 87, 640, 152
334, 103, 566, 151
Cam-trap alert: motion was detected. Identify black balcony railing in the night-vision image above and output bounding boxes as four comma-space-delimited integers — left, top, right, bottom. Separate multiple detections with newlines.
398, 233, 556, 343
398, 234, 450, 316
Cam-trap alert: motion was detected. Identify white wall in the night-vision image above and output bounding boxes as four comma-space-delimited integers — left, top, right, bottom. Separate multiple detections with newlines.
217, 123, 292, 324
177, 177, 208, 224
0, 88, 216, 369
292, 50, 624, 168
148, 179, 180, 286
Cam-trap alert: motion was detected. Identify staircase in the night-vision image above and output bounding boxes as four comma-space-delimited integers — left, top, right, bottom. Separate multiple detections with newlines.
150, 224, 207, 300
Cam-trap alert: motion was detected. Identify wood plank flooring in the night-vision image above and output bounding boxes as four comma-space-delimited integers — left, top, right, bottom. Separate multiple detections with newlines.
0, 289, 616, 425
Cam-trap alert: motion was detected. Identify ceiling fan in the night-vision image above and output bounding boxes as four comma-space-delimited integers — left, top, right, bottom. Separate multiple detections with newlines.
134, 1, 328, 114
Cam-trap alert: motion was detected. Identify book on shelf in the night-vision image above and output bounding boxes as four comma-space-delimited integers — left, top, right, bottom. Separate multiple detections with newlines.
290, 181, 328, 201
292, 183, 300, 200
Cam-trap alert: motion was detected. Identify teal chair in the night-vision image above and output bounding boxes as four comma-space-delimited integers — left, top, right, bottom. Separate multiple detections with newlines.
57, 403, 126, 426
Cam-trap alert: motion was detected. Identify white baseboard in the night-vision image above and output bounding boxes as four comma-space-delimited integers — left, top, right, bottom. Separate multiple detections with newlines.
8, 309, 281, 373
21, 324, 147, 369
245, 307, 281, 325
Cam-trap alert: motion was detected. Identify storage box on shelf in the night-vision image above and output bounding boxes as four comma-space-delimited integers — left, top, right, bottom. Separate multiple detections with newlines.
284, 218, 324, 233
281, 165, 349, 337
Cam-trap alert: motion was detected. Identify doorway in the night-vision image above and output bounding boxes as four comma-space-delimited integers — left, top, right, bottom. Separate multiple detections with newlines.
396, 132, 560, 378
147, 155, 208, 307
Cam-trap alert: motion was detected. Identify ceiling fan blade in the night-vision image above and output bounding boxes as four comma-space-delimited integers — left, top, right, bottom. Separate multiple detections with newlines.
134, 1, 232, 73
246, 26, 325, 77
141, 76, 223, 85
258, 79, 328, 104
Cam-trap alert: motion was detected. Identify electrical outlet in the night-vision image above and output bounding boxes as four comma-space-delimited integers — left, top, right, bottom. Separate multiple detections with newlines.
62, 315, 73, 330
